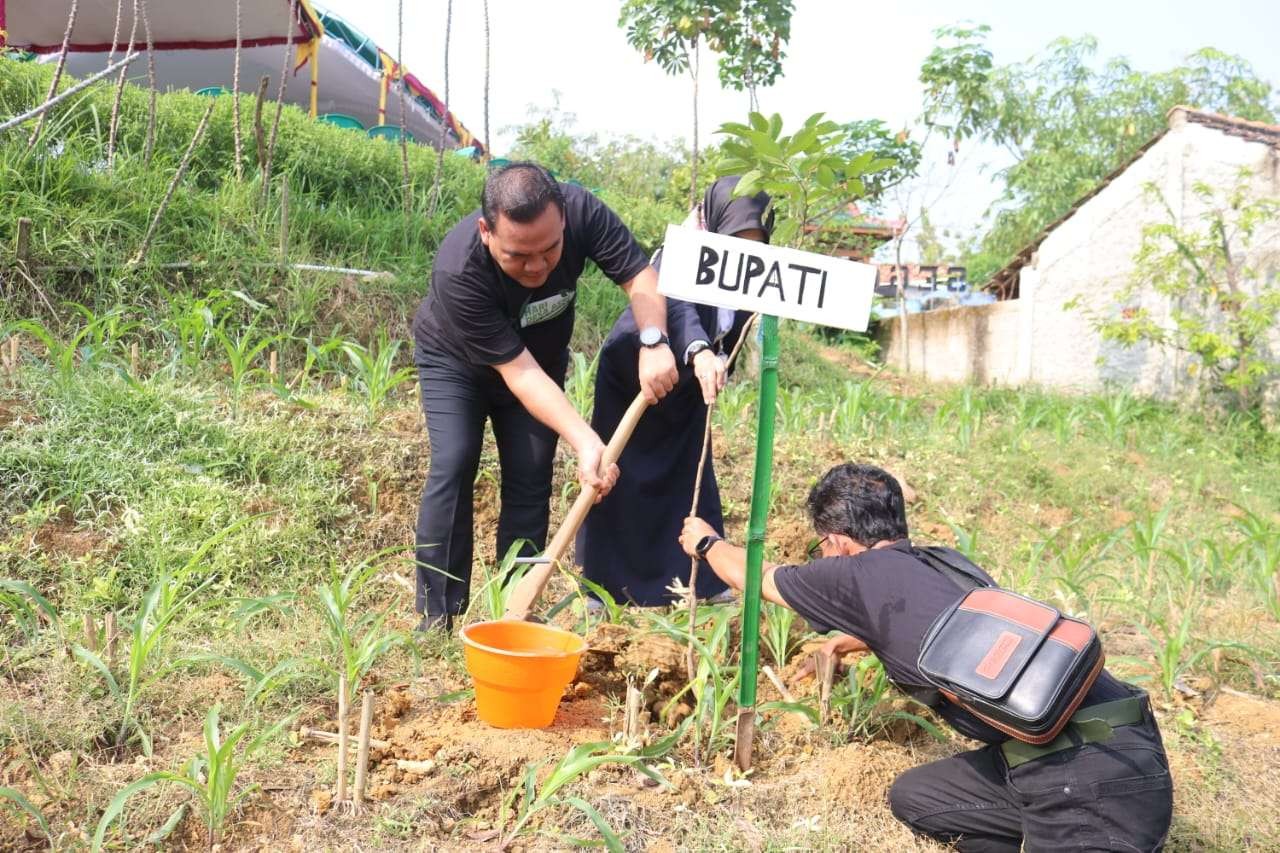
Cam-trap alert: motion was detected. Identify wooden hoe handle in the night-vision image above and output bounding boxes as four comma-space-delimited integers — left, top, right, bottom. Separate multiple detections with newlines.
503, 393, 651, 620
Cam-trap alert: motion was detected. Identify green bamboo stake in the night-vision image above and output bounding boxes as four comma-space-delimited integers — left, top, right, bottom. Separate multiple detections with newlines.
733, 314, 779, 771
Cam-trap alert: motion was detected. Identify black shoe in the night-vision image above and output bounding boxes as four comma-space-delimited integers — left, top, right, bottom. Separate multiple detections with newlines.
416, 613, 452, 633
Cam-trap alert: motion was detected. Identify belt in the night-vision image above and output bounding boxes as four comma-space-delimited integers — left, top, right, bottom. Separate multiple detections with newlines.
1001, 696, 1145, 769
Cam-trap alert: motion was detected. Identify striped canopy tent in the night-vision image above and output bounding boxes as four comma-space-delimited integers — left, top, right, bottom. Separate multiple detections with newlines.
0, 0, 480, 152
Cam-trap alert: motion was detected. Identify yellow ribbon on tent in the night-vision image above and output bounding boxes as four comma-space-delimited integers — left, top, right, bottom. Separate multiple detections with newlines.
377, 48, 401, 127
292, 0, 326, 117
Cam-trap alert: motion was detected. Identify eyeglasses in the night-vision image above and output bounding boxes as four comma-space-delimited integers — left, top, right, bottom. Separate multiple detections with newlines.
806, 535, 829, 561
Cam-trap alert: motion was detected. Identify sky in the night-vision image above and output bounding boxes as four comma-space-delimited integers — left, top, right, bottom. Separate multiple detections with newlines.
319, 0, 1280, 261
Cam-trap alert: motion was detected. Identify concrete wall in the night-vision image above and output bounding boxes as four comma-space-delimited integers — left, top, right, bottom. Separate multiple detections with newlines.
882, 115, 1280, 398
882, 299, 1024, 385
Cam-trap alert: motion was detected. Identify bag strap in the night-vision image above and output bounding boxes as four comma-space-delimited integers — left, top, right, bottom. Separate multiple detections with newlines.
911, 545, 995, 592
901, 546, 996, 710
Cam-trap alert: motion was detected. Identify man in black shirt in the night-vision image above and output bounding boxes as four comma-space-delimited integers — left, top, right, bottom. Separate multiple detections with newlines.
680, 463, 1172, 852
413, 163, 678, 630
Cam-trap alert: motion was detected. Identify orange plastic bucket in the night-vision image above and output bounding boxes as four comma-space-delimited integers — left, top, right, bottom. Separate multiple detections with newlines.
460, 620, 587, 728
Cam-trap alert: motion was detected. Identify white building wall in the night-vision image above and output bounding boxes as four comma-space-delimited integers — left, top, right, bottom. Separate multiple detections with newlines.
882, 115, 1280, 399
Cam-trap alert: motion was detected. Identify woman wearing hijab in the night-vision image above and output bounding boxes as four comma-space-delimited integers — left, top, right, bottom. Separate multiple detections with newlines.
575, 175, 773, 607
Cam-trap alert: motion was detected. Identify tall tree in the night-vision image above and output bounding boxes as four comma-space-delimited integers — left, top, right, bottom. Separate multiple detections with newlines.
618, 1, 794, 206
919, 25, 1278, 284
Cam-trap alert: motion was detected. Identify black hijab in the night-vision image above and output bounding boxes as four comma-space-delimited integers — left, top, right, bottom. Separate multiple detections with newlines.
702, 174, 774, 240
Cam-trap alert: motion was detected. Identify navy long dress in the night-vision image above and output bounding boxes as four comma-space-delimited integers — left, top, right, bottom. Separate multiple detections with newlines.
576, 175, 771, 606
575, 301, 751, 605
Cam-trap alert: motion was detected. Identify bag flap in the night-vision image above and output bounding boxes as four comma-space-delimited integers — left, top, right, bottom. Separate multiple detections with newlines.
918, 588, 1061, 701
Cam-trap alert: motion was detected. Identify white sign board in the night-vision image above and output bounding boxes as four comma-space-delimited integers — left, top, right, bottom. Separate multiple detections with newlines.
656, 224, 877, 332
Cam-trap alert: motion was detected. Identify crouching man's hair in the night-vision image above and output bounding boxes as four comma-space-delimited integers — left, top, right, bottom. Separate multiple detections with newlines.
806, 463, 909, 548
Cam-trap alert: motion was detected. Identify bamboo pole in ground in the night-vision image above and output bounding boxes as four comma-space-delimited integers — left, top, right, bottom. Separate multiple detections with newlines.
232, 0, 244, 181
140, 0, 157, 164
27, 0, 80, 149
130, 101, 215, 266
278, 180, 290, 268
2, 54, 139, 137
253, 76, 270, 171
129, 343, 139, 376
353, 690, 374, 811
107, 0, 140, 170
336, 675, 349, 805
261, 0, 299, 206
268, 350, 278, 383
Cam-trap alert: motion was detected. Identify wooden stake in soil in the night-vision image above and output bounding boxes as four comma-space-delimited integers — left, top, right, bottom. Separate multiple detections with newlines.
82, 613, 98, 653
6, 337, 17, 382
812, 649, 837, 725
129, 342, 139, 376
15, 217, 32, 271
336, 674, 349, 806
268, 349, 278, 383
353, 690, 374, 811
104, 611, 119, 669
624, 679, 644, 745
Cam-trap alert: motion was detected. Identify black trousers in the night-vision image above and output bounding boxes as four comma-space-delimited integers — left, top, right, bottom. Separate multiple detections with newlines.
413, 341, 566, 622
889, 695, 1173, 852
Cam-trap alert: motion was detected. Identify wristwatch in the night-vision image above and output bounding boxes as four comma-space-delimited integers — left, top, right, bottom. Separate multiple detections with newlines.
684, 339, 711, 366
695, 534, 723, 560
637, 326, 670, 349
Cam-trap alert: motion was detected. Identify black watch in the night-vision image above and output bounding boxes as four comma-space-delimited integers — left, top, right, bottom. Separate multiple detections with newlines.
695, 534, 723, 560
685, 340, 711, 365
638, 326, 670, 349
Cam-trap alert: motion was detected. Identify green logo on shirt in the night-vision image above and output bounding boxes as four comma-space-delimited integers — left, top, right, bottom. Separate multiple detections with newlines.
519, 290, 576, 328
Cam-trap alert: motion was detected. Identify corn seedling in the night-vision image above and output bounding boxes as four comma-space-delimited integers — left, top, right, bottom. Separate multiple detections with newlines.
314, 552, 414, 703
1134, 584, 1257, 697
469, 542, 534, 623
831, 655, 945, 743
564, 349, 600, 418
644, 605, 739, 758
72, 517, 257, 754
0, 579, 62, 645
212, 321, 277, 418
0, 787, 51, 845
572, 573, 629, 627
937, 386, 985, 451
762, 601, 798, 670
1092, 391, 1148, 446
92, 705, 289, 851
342, 333, 416, 425
830, 379, 876, 442
499, 734, 677, 851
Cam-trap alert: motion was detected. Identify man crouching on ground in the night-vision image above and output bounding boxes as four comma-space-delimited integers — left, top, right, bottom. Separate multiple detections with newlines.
679, 462, 1173, 852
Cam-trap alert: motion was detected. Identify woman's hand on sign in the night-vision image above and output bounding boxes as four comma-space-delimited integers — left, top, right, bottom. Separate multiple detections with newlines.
637, 344, 678, 404
575, 435, 619, 501
692, 349, 727, 405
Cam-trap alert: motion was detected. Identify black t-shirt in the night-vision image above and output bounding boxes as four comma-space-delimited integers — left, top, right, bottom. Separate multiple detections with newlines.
412, 183, 650, 371
773, 539, 1128, 744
